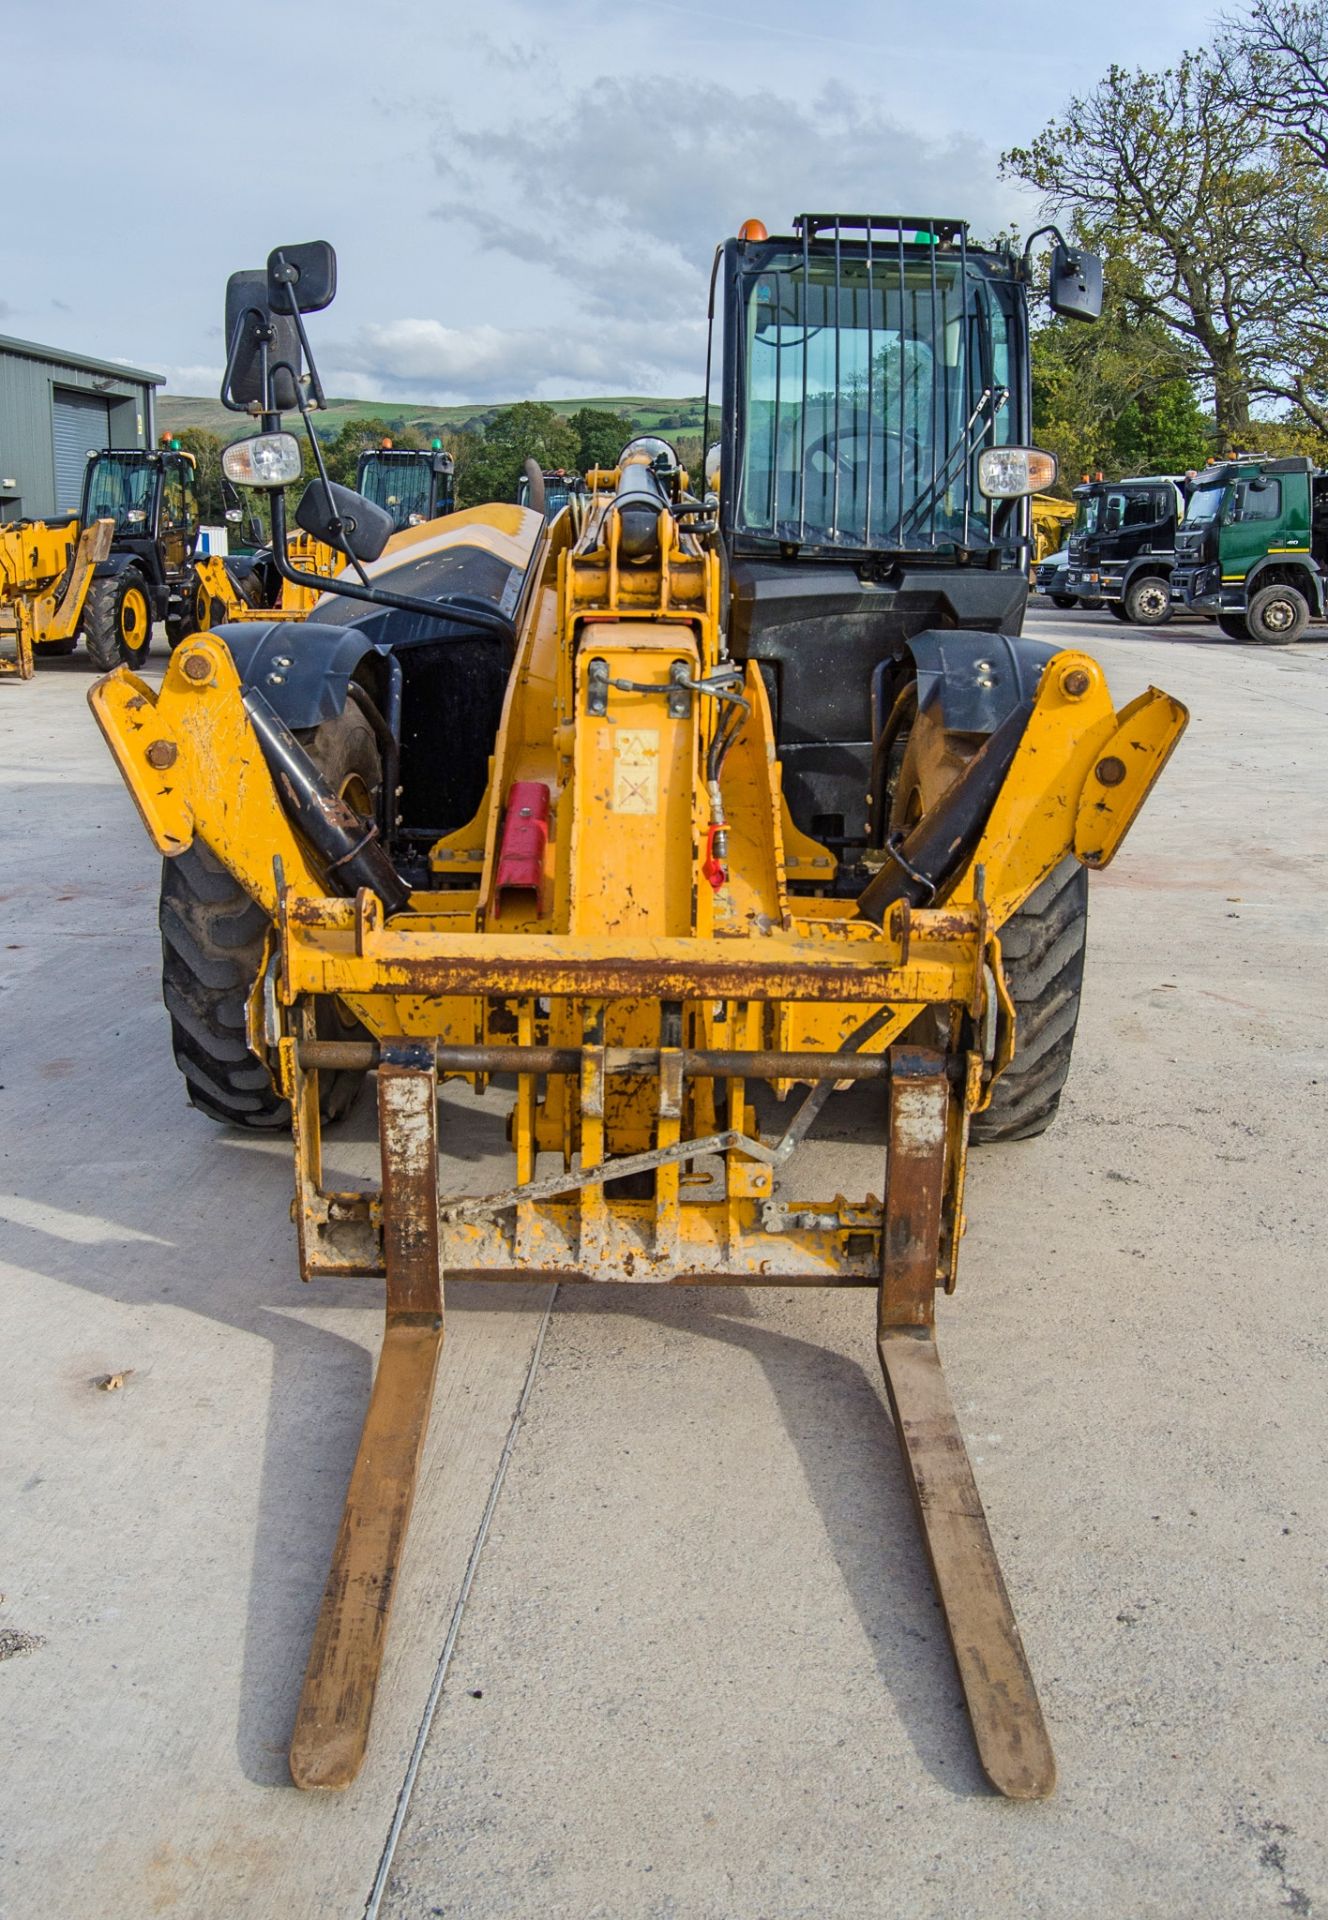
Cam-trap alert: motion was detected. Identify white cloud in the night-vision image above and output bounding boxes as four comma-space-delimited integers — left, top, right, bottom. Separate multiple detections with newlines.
323, 314, 707, 404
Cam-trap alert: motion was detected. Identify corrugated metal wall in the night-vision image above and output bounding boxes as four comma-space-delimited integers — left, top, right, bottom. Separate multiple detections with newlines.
0, 341, 160, 523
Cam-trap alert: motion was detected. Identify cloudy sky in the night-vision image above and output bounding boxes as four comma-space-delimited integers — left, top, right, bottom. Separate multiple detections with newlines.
4, 0, 1219, 404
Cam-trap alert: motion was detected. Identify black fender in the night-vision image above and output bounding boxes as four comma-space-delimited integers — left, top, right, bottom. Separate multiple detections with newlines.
872, 628, 1059, 741
1120, 555, 1172, 590
90, 552, 168, 620
1243, 556, 1325, 614
211, 621, 386, 730
92, 552, 147, 581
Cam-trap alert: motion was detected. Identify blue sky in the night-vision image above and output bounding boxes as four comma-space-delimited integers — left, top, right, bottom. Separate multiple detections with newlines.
2, 0, 1221, 402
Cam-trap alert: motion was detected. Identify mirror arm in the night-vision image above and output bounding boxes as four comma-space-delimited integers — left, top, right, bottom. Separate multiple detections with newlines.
1020, 223, 1073, 271
221, 306, 272, 414
270, 254, 328, 411
267, 489, 518, 644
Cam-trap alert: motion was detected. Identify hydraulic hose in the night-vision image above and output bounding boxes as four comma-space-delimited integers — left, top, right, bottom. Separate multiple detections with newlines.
242, 688, 413, 917
856, 700, 1033, 926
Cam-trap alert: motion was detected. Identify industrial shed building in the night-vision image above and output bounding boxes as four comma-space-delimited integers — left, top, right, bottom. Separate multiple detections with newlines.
0, 335, 164, 524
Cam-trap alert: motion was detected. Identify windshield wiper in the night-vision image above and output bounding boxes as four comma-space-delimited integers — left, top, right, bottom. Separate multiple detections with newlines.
897, 385, 1008, 547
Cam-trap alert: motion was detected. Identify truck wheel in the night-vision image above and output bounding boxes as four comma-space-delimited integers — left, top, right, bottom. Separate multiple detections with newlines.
157, 703, 382, 1129
1107, 603, 1130, 621
1123, 576, 1171, 626
1050, 594, 1077, 610
84, 571, 152, 671
1245, 582, 1309, 645
1076, 597, 1103, 610
1218, 613, 1250, 641
970, 858, 1089, 1143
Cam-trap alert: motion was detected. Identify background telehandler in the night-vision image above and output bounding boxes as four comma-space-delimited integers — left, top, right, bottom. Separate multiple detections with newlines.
91, 226, 1186, 1800
0, 440, 200, 677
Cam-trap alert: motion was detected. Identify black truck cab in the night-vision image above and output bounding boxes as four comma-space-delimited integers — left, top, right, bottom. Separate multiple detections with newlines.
1065, 474, 1188, 624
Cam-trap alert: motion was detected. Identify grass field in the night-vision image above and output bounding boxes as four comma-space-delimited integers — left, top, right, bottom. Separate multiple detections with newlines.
158, 393, 708, 443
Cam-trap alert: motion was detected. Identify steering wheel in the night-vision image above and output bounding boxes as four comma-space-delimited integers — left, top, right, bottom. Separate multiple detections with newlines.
801, 413, 926, 530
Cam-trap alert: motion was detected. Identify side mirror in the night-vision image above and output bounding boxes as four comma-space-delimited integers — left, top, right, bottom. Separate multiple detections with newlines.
267, 241, 337, 315
224, 269, 301, 409
1049, 243, 1103, 323
295, 480, 393, 563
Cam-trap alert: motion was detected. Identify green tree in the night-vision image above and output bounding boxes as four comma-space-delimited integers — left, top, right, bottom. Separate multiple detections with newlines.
175, 427, 227, 522
1031, 301, 1211, 483
455, 402, 579, 510
1003, 51, 1328, 446
1224, 2, 1328, 430
569, 407, 636, 474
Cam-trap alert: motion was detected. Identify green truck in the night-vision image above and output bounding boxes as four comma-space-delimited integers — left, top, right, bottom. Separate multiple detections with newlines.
1171, 455, 1328, 643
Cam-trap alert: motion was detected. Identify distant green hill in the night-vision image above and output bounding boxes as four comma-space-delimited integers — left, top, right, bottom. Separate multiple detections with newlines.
158, 393, 708, 443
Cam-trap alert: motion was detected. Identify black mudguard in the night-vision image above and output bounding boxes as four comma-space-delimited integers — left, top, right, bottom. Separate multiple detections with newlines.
214, 621, 384, 730
875, 628, 1059, 740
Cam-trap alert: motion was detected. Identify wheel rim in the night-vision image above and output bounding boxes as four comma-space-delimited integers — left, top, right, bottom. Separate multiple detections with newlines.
194, 581, 210, 630
120, 586, 149, 649
1136, 584, 1168, 619
1262, 597, 1296, 633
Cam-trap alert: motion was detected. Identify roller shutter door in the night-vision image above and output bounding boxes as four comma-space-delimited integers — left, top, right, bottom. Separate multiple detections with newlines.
52, 390, 111, 513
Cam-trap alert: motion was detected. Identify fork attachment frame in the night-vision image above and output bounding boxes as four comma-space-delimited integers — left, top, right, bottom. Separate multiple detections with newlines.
289, 1043, 443, 1791
877, 1050, 1055, 1798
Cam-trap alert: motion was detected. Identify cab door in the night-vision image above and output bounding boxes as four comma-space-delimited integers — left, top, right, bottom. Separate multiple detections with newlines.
158, 456, 197, 579
1222, 476, 1286, 584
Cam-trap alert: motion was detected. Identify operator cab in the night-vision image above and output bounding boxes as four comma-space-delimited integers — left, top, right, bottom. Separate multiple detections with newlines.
716, 215, 1072, 875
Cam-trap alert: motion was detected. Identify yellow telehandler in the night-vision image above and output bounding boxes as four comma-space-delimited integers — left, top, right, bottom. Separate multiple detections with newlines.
91, 228, 1185, 1799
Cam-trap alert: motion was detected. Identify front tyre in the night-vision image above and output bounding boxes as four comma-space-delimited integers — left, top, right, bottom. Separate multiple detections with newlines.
883, 683, 1089, 1145
84, 571, 152, 670
157, 703, 383, 1129
1050, 594, 1077, 610
1123, 575, 1171, 626
1245, 582, 1309, 645
971, 859, 1089, 1143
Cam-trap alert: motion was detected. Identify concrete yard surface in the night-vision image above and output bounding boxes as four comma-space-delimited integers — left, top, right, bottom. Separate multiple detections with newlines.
2, 607, 1326, 1919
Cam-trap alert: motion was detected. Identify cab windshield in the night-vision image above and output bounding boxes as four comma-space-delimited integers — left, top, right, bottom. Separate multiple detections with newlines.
82, 455, 155, 532
1183, 485, 1227, 525
735, 239, 1016, 552
1074, 492, 1104, 535
358, 455, 432, 530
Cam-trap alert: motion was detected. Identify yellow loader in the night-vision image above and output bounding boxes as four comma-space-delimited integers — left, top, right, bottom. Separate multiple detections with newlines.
91, 229, 1186, 1798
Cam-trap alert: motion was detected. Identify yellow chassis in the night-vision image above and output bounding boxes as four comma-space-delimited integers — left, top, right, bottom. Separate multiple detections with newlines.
89, 488, 1187, 1799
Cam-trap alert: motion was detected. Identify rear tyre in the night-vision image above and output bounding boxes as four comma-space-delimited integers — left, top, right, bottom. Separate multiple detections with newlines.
970, 858, 1089, 1144
84, 571, 152, 670
37, 635, 80, 656
1050, 594, 1077, 610
157, 703, 382, 1129
1245, 582, 1309, 645
1123, 575, 1171, 626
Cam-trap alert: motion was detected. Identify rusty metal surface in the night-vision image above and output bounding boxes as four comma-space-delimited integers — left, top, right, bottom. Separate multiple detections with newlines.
878, 1326, 1056, 1799
289, 1049, 443, 1791
879, 1048, 950, 1331
295, 1039, 898, 1080
283, 927, 976, 1007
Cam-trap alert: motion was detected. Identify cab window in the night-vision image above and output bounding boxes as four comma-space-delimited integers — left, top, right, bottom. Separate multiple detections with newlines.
1230, 479, 1281, 522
